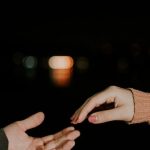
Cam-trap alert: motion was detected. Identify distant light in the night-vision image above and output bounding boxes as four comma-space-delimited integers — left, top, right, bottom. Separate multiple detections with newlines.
76, 57, 89, 71
23, 56, 37, 69
48, 56, 74, 69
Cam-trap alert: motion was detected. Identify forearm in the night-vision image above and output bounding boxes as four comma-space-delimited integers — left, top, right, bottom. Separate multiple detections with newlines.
0, 128, 8, 150
129, 88, 150, 124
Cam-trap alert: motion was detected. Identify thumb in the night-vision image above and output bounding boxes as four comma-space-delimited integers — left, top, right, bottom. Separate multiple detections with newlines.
88, 108, 123, 124
18, 112, 45, 131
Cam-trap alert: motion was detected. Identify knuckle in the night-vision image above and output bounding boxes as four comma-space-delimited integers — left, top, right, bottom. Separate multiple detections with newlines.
98, 114, 105, 122
108, 85, 118, 90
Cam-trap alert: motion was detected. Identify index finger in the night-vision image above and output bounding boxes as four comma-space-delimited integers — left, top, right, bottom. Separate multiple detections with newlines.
42, 127, 75, 144
72, 89, 114, 124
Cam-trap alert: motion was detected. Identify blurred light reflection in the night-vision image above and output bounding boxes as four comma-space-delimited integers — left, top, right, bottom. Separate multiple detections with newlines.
50, 69, 73, 87
48, 56, 74, 87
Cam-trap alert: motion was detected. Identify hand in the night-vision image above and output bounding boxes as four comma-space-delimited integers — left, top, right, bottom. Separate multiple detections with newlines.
4, 112, 80, 150
71, 86, 134, 124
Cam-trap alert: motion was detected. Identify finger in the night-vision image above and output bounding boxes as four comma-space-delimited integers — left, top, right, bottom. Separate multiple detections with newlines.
44, 130, 80, 150
53, 127, 75, 140
88, 107, 123, 124
57, 140, 75, 150
42, 127, 75, 144
32, 138, 44, 150
72, 98, 100, 124
70, 98, 91, 121
70, 112, 76, 121
37, 146, 44, 150
71, 99, 96, 124
17, 112, 45, 131
71, 109, 81, 124
65, 130, 80, 140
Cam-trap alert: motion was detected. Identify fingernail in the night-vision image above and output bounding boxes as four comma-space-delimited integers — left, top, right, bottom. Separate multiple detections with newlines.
88, 115, 97, 122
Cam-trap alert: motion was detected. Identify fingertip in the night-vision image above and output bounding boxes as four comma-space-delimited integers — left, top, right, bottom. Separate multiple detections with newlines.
70, 114, 75, 120
37, 112, 45, 121
75, 130, 81, 138
73, 115, 78, 122
67, 126, 75, 131
67, 130, 80, 140
76, 115, 84, 123
71, 120, 77, 125
62, 140, 75, 150
19, 111, 45, 131
71, 117, 83, 124
67, 140, 75, 149
70, 140, 75, 147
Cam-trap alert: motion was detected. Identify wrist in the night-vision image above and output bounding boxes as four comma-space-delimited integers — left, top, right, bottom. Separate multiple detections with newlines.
128, 88, 150, 124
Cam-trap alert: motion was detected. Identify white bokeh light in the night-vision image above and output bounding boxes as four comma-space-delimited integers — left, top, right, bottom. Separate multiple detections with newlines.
48, 56, 74, 69
23, 56, 38, 69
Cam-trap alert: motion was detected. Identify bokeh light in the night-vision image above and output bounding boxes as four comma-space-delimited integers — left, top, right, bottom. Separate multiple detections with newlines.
48, 56, 74, 69
48, 56, 74, 87
23, 56, 38, 69
76, 57, 89, 71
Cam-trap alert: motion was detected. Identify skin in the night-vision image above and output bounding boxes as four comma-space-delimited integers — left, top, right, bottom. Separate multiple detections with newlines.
71, 86, 134, 124
4, 112, 80, 150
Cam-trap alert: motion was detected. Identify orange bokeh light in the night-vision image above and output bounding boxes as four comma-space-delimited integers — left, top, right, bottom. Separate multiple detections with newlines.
50, 69, 73, 87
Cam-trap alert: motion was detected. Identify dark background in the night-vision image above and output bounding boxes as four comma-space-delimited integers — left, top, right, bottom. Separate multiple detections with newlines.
0, 12, 150, 149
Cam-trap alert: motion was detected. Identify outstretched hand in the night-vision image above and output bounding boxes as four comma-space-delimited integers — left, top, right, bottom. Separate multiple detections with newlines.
71, 86, 134, 124
4, 112, 80, 150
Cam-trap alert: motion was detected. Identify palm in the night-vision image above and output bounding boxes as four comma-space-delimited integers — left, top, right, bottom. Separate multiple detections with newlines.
9, 124, 43, 150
